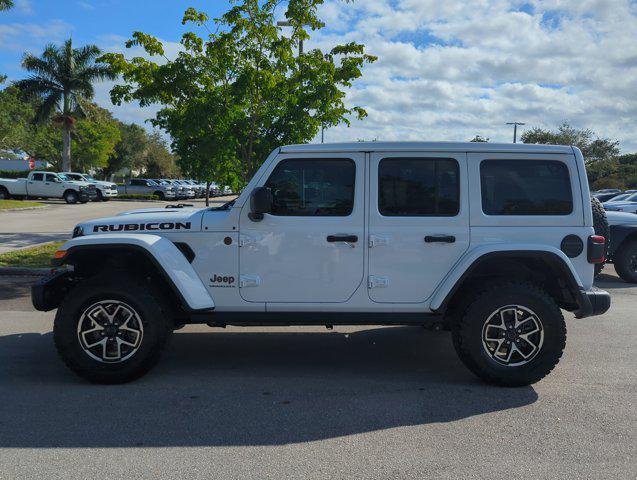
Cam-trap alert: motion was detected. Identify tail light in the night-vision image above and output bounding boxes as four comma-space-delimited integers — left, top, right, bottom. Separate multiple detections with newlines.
587, 235, 605, 264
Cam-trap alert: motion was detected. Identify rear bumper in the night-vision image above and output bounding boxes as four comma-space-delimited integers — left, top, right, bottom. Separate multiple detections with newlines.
574, 287, 611, 318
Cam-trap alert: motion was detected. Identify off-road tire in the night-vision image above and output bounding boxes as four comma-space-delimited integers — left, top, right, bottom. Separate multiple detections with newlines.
0, 186, 10, 200
155, 191, 166, 201
452, 281, 566, 387
53, 275, 173, 384
63, 190, 79, 204
614, 240, 637, 283
591, 196, 609, 277
94, 190, 104, 202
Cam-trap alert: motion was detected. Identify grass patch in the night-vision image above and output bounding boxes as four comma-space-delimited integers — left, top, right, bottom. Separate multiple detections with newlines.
0, 199, 44, 210
0, 241, 64, 268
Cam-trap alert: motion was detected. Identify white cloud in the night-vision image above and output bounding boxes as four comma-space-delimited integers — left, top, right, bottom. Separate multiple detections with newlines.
310, 0, 637, 151
13, 0, 33, 15
0, 20, 72, 53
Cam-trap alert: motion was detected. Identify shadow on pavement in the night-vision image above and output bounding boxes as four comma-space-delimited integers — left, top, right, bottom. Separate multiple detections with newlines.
0, 326, 537, 448
595, 272, 634, 290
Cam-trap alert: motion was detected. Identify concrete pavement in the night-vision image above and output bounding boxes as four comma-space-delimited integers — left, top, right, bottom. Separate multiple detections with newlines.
0, 272, 634, 479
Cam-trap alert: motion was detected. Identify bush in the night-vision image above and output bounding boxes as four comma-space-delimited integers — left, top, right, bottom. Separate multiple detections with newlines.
0, 169, 57, 179
115, 194, 160, 201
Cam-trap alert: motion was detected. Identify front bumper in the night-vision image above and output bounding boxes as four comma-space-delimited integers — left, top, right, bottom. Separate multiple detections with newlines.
101, 189, 118, 197
31, 269, 76, 312
574, 287, 611, 318
79, 188, 98, 201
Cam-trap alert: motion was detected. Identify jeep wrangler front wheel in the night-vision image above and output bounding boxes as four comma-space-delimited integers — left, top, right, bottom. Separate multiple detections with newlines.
452, 282, 566, 387
53, 276, 172, 384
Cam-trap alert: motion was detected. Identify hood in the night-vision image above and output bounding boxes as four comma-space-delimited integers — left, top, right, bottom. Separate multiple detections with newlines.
606, 211, 637, 226
76, 208, 205, 236
92, 180, 117, 188
66, 180, 94, 187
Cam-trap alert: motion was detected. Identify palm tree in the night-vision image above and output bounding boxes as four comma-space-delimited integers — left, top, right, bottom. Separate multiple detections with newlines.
0, 1, 14, 11
15, 39, 116, 171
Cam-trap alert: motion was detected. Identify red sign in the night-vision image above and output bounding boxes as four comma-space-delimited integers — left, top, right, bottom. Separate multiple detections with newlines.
28, 158, 35, 170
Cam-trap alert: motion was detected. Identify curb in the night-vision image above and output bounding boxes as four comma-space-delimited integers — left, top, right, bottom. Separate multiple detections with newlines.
0, 266, 51, 276
0, 205, 49, 213
111, 199, 162, 202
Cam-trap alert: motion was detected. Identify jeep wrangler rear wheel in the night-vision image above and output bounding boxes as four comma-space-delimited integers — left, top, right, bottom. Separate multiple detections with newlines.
452, 281, 566, 387
53, 276, 172, 384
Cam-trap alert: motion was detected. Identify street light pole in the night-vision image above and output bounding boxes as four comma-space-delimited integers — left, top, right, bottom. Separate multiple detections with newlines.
506, 122, 526, 143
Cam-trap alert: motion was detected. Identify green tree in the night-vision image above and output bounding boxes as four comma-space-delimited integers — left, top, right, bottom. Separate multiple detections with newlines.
0, 86, 34, 152
0, 0, 13, 10
470, 135, 489, 142
521, 122, 619, 163
143, 132, 178, 178
101, 1, 376, 203
15, 39, 116, 171
71, 103, 121, 172
105, 122, 149, 177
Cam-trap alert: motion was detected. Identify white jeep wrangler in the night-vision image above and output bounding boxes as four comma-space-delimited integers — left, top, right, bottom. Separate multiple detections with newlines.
32, 142, 610, 386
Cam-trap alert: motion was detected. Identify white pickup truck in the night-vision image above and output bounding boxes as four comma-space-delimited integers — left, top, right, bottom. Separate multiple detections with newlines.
0, 171, 98, 204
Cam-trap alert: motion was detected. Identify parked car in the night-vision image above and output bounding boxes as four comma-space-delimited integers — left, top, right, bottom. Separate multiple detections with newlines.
34, 141, 610, 386
604, 192, 637, 214
604, 211, 637, 283
175, 179, 204, 198
64, 172, 118, 201
594, 192, 625, 203
118, 178, 176, 200
594, 188, 622, 194
159, 179, 196, 200
0, 171, 97, 203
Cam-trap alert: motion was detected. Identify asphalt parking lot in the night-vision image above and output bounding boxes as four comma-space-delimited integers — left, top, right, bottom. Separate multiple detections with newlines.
0, 270, 634, 479
0, 196, 235, 253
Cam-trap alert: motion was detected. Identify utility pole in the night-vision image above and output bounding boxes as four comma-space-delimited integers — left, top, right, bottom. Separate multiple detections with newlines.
506, 122, 525, 143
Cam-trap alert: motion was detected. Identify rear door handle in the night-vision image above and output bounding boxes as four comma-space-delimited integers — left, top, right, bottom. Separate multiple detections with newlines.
425, 235, 456, 243
327, 235, 358, 243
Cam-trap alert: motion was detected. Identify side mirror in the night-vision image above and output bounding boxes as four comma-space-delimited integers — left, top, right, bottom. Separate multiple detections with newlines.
249, 187, 272, 221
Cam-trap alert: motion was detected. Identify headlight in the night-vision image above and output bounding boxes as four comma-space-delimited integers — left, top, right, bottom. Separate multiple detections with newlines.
72, 225, 84, 238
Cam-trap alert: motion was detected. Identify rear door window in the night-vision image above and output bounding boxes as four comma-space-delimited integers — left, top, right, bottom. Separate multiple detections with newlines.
480, 159, 572, 215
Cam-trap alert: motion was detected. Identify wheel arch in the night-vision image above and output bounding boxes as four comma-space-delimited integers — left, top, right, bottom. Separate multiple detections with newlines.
53, 235, 214, 313
608, 225, 637, 258
432, 248, 584, 314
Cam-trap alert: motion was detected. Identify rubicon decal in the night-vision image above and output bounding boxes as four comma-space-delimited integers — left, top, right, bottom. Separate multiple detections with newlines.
93, 222, 191, 232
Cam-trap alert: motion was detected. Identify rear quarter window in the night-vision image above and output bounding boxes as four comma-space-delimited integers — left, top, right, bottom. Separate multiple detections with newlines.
480, 159, 573, 215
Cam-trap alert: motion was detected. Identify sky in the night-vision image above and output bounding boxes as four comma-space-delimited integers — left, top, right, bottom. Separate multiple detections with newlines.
1, 0, 637, 151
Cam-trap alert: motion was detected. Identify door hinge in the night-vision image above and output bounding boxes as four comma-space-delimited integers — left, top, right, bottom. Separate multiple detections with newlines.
239, 234, 256, 247
239, 275, 261, 288
368, 275, 390, 288
369, 234, 389, 248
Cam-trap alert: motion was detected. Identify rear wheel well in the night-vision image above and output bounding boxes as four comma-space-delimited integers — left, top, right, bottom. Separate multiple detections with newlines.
442, 253, 580, 324
64, 246, 187, 324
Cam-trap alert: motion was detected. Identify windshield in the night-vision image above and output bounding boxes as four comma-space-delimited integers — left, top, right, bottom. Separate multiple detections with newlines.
625, 193, 637, 202
608, 194, 630, 202
84, 175, 96, 181
57, 174, 69, 181
147, 180, 158, 186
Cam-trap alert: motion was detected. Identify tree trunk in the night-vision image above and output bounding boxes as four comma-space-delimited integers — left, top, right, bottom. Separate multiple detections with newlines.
205, 181, 211, 207
61, 122, 72, 172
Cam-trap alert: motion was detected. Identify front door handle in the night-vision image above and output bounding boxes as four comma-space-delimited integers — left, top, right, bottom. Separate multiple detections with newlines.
425, 235, 456, 243
327, 235, 358, 243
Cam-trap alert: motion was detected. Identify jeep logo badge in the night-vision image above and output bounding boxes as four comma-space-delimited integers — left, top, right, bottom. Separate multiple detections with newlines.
209, 274, 235, 288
